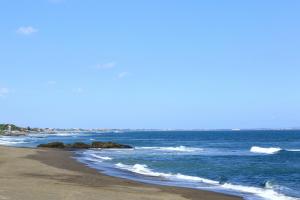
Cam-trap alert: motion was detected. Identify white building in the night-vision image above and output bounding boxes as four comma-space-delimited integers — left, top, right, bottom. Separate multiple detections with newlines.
8, 125, 11, 133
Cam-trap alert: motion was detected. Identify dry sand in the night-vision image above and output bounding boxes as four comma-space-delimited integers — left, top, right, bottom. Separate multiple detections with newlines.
0, 146, 242, 200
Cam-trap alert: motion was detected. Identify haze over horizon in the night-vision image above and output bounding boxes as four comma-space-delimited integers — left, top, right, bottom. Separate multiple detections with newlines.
1, 0, 300, 129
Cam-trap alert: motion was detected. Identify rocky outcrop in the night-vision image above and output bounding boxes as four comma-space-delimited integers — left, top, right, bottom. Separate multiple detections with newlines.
91, 141, 132, 149
66, 142, 91, 149
37, 142, 65, 148
37, 141, 132, 149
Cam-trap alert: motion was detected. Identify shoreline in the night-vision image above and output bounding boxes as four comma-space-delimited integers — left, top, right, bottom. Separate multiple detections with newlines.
0, 145, 242, 200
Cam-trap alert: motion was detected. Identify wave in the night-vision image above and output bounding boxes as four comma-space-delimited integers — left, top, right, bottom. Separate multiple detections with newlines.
79, 150, 113, 162
250, 146, 300, 155
222, 183, 297, 200
264, 181, 300, 199
115, 163, 219, 185
90, 154, 113, 161
115, 162, 298, 200
250, 146, 282, 154
0, 137, 28, 146
135, 146, 203, 152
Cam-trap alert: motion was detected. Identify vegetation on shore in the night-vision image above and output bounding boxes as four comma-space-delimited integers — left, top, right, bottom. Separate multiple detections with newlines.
0, 123, 43, 135
37, 141, 133, 149
0, 124, 24, 134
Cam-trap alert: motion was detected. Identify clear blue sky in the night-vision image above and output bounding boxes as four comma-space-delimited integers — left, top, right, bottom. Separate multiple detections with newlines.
1, 0, 300, 129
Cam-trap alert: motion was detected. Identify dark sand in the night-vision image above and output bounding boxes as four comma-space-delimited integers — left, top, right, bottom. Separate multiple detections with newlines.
0, 146, 243, 200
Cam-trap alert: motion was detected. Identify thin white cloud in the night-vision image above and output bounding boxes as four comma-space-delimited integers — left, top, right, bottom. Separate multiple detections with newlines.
73, 87, 83, 94
47, 80, 57, 85
117, 72, 130, 79
0, 87, 9, 97
95, 62, 116, 70
17, 26, 38, 35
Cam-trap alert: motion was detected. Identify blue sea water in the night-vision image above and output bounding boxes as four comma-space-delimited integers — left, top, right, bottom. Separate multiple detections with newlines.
0, 130, 300, 200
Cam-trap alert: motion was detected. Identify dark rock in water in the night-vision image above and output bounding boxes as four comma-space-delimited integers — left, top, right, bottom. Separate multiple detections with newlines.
91, 141, 132, 149
66, 142, 91, 149
37, 142, 65, 148
37, 141, 132, 149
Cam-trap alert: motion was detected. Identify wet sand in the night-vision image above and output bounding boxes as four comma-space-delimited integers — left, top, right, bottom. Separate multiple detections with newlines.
0, 146, 243, 200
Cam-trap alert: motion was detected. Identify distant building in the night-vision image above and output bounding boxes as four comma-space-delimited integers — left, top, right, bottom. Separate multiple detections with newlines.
8, 125, 12, 133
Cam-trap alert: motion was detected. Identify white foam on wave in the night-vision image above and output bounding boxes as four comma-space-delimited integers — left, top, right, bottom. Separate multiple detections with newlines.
80, 150, 113, 161
250, 146, 300, 154
0, 137, 27, 146
84, 157, 104, 163
222, 183, 298, 200
115, 162, 298, 200
136, 146, 203, 152
250, 146, 282, 154
173, 173, 219, 185
115, 163, 219, 185
80, 154, 113, 164
90, 154, 113, 160
116, 163, 169, 177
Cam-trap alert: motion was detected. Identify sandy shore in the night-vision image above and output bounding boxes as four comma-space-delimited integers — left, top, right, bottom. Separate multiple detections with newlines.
0, 146, 242, 200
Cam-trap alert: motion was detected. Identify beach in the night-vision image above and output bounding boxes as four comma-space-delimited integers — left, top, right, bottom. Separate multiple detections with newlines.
0, 145, 241, 200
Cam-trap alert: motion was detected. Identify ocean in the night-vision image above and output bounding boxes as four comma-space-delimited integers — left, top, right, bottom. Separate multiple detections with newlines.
0, 130, 299, 200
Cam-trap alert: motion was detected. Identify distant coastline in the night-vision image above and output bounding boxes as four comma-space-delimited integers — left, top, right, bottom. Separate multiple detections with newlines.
1, 123, 300, 136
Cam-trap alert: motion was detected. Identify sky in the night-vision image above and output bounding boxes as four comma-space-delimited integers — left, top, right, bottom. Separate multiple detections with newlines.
0, 0, 300, 129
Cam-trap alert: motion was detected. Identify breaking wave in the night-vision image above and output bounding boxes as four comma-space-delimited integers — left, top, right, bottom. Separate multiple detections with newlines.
250, 146, 282, 154
250, 146, 300, 155
0, 137, 28, 146
90, 154, 113, 160
80, 150, 113, 162
115, 163, 219, 185
115, 162, 298, 200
